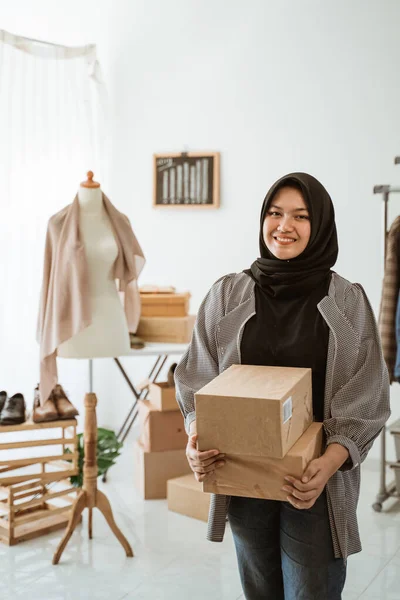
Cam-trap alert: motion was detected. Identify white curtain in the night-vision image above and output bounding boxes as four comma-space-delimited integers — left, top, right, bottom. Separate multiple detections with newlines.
0, 30, 109, 402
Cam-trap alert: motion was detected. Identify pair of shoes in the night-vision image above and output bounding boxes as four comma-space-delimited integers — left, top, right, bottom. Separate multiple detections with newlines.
0, 391, 26, 425
32, 384, 79, 423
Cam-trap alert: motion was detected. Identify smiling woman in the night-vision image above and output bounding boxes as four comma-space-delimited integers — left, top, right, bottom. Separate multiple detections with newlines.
174, 171, 390, 600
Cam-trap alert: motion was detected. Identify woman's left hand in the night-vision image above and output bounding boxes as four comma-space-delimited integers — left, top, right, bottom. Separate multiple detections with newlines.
281, 443, 350, 510
281, 456, 334, 509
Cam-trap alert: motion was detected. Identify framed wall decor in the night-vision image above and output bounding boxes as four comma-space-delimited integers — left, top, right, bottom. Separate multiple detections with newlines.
153, 151, 220, 208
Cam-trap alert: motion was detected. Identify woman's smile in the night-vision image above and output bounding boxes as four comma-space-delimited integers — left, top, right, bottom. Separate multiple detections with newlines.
273, 235, 297, 245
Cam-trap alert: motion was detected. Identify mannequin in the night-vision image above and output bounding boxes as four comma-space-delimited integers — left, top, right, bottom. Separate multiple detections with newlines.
37, 170, 145, 406
58, 175, 130, 358
52, 172, 134, 565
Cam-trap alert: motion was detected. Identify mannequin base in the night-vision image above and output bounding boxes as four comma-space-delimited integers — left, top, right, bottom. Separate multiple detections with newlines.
52, 488, 134, 564
52, 392, 133, 565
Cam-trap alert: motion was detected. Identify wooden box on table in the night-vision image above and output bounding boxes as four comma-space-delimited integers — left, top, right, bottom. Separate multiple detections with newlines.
140, 292, 191, 318
136, 315, 196, 344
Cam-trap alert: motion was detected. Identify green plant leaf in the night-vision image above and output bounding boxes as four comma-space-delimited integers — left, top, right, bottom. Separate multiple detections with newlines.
68, 428, 122, 487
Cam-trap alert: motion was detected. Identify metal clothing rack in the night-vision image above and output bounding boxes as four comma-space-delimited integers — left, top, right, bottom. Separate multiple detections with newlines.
372, 161, 400, 511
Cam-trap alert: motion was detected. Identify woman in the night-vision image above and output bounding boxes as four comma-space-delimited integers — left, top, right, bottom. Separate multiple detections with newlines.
174, 172, 390, 600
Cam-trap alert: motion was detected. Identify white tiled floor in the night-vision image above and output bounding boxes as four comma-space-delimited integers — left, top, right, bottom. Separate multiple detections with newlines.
1, 443, 399, 600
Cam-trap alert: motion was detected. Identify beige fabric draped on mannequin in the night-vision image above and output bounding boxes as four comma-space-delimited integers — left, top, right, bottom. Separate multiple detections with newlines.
37, 193, 145, 405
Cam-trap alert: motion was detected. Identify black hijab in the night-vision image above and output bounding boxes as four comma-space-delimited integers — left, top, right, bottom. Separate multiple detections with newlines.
244, 172, 338, 297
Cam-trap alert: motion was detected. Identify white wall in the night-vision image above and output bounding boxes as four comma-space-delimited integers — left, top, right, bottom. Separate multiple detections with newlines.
1, 0, 400, 462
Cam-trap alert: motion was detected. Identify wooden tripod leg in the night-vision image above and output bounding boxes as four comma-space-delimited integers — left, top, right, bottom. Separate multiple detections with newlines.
53, 490, 87, 565
96, 489, 134, 557
88, 507, 93, 539
53, 393, 133, 564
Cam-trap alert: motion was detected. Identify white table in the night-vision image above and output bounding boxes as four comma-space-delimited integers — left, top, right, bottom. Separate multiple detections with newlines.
102, 342, 188, 482
124, 342, 189, 357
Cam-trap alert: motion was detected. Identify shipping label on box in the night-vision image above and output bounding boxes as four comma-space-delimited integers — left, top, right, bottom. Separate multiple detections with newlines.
203, 422, 323, 501
195, 365, 312, 459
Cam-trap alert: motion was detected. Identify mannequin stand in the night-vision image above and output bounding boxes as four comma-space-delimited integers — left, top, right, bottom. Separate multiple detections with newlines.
52, 393, 134, 564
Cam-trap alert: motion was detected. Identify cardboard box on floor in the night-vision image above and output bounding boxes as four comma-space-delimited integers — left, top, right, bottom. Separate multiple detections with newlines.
168, 474, 210, 522
134, 441, 191, 499
136, 315, 196, 344
195, 365, 313, 459
203, 422, 323, 501
138, 400, 187, 452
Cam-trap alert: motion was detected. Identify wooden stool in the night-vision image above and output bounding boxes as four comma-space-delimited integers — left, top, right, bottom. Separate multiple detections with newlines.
52, 393, 133, 564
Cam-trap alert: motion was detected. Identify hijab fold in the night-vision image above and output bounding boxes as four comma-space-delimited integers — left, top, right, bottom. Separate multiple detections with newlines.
245, 173, 338, 297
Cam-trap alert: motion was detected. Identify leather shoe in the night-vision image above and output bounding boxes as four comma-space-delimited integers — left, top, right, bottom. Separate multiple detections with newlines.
0, 393, 26, 425
52, 384, 79, 419
32, 385, 58, 423
0, 391, 7, 415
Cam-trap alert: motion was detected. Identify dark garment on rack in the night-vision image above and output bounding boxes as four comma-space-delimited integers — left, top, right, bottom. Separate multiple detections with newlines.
378, 215, 400, 382
240, 273, 331, 422
394, 291, 400, 381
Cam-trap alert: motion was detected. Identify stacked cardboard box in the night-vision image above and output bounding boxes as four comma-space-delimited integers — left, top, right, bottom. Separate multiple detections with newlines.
195, 365, 323, 501
167, 474, 211, 522
134, 380, 191, 499
137, 288, 195, 343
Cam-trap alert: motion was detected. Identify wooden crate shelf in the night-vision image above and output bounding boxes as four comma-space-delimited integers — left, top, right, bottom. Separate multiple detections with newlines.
0, 418, 80, 545
0, 418, 77, 433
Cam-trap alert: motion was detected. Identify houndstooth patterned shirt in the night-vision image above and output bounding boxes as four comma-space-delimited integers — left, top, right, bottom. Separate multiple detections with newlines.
175, 272, 391, 559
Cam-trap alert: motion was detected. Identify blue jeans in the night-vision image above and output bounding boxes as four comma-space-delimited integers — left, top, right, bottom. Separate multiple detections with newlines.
228, 492, 346, 600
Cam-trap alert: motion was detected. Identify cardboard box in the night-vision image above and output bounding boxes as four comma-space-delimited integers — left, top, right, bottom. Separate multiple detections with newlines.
136, 315, 196, 343
196, 365, 312, 459
140, 292, 191, 318
149, 381, 179, 412
203, 422, 323, 501
134, 442, 191, 499
138, 400, 187, 452
167, 474, 211, 522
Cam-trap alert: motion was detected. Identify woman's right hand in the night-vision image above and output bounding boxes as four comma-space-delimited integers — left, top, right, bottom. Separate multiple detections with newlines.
186, 432, 225, 483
